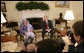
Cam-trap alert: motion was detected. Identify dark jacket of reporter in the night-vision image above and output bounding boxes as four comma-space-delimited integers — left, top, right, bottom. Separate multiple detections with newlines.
68, 41, 83, 52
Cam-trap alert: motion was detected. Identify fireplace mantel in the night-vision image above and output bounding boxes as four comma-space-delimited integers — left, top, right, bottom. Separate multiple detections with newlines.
19, 9, 48, 19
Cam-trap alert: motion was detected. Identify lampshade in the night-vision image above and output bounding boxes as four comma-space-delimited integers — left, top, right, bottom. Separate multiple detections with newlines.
1, 12, 7, 23
64, 10, 74, 20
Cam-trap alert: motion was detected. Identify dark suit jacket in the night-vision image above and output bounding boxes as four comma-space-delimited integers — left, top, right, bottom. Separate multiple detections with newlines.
68, 42, 83, 52
42, 20, 54, 31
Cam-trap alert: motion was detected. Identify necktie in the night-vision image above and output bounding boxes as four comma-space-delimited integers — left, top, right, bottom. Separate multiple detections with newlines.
46, 21, 49, 29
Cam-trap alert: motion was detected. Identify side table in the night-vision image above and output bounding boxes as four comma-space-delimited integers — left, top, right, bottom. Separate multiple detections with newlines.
1, 30, 19, 46
1, 35, 17, 42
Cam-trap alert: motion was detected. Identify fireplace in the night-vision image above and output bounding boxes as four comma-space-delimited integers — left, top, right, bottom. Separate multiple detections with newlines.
26, 18, 43, 30
19, 10, 47, 30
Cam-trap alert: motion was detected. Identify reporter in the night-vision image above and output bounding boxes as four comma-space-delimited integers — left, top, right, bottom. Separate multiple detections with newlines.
68, 20, 83, 52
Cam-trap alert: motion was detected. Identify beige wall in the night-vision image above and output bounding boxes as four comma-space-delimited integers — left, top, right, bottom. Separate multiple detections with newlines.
1, 1, 83, 27
43, 1, 83, 20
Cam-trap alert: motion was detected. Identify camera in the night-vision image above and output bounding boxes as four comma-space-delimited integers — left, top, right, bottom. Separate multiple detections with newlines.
67, 31, 76, 44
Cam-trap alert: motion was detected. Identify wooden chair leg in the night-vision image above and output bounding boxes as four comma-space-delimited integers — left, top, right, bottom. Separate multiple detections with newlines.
35, 36, 37, 42
16, 35, 21, 47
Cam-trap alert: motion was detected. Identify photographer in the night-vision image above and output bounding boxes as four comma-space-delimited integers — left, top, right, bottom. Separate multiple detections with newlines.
68, 20, 83, 52
62, 20, 83, 52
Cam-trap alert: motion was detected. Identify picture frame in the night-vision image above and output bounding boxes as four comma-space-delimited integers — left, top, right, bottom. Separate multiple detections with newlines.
23, 1, 40, 3
55, 1, 70, 8
1, 2, 7, 12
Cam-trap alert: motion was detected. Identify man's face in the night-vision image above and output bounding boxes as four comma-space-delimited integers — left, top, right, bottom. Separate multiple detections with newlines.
72, 29, 80, 43
44, 16, 47, 21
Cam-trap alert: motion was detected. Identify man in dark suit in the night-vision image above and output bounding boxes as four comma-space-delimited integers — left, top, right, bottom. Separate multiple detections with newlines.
42, 16, 54, 39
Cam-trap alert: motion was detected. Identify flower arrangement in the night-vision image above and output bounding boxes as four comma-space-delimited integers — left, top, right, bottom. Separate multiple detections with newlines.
16, 2, 49, 11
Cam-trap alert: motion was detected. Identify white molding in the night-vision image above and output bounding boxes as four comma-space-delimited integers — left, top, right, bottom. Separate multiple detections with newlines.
19, 9, 48, 19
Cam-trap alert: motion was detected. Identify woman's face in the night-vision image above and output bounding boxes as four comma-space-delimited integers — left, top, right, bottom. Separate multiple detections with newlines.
23, 21, 27, 26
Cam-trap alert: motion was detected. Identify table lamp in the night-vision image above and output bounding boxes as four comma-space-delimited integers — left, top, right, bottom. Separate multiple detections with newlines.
64, 10, 74, 28
1, 12, 7, 32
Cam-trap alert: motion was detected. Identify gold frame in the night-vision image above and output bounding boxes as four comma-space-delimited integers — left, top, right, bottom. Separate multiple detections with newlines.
55, 1, 70, 8
1, 2, 7, 12
23, 1, 40, 3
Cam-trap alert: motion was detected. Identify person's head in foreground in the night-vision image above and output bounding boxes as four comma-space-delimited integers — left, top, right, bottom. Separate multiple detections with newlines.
25, 43, 37, 52
20, 36, 35, 52
21, 38, 65, 52
36, 39, 65, 52
72, 20, 83, 44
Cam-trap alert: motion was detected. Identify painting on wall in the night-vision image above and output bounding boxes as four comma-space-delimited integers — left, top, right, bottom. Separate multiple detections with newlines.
1, 2, 7, 12
55, 1, 70, 8
23, 1, 40, 3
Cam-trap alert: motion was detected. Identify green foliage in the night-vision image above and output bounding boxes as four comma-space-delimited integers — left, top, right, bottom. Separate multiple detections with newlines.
16, 2, 49, 11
